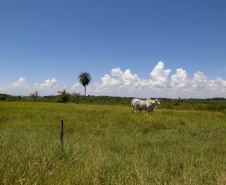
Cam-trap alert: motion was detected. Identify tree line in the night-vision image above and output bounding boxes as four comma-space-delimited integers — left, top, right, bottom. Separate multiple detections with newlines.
0, 92, 131, 105
1, 92, 226, 112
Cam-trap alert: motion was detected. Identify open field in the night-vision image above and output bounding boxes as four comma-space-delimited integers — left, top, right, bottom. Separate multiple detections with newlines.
0, 102, 226, 184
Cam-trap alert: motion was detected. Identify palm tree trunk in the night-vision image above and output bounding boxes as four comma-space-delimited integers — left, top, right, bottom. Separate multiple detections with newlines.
84, 86, 86, 104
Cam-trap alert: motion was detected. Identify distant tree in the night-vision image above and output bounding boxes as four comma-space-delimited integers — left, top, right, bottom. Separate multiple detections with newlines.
30, 91, 38, 102
71, 92, 81, 104
78, 72, 92, 104
57, 89, 70, 103
0, 94, 10, 101
43, 95, 56, 101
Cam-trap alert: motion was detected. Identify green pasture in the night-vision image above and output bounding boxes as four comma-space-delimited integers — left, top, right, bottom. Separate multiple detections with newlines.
0, 102, 225, 184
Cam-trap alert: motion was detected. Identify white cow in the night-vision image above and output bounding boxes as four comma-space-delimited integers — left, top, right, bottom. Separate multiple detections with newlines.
131, 98, 160, 114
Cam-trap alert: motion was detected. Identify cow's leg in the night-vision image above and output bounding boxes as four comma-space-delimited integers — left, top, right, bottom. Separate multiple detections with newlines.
135, 107, 138, 114
132, 106, 137, 114
134, 107, 138, 114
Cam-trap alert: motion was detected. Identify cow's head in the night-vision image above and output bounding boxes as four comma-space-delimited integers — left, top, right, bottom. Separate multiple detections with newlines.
155, 99, 160, 105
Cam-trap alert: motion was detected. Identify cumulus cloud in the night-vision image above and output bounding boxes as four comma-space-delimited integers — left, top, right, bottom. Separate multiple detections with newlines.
35, 78, 58, 90
0, 78, 59, 96
149, 61, 171, 87
94, 61, 172, 97
72, 82, 80, 90
12, 77, 26, 87
95, 68, 146, 96
216, 77, 226, 87
171, 68, 190, 89
33, 78, 59, 95
0, 77, 30, 95
94, 62, 226, 98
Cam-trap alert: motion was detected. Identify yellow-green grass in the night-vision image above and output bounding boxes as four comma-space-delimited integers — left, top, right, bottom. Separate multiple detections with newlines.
0, 102, 225, 184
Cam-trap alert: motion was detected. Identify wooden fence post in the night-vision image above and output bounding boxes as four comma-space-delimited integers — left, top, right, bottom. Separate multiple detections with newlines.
60, 120, 64, 150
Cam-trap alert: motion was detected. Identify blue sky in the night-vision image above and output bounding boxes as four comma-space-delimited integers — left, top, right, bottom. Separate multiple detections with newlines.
1, 0, 226, 98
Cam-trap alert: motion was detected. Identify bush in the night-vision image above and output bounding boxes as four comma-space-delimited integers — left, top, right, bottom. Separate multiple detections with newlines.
70, 92, 81, 104
57, 89, 70, 103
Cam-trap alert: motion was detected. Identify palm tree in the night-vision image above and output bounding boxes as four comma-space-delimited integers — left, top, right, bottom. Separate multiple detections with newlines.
78, 72, 92, 103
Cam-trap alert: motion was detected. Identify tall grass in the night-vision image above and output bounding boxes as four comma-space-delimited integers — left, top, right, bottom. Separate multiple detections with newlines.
0, 102, 225, 184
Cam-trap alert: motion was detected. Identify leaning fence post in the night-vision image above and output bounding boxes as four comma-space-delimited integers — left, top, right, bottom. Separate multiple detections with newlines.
60, 120, 64, 150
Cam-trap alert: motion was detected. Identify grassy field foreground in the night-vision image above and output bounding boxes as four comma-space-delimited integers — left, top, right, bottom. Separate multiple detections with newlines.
0, 102, 225, 184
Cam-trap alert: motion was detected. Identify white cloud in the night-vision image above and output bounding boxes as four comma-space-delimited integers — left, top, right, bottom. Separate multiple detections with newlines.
94, 61, 173, 97
35, 78, 58, 90
72, 82, 80, 90
34, 78, 59, 95
95, 68, 146, 96
216, 77, 226, 87
111, 68, 123, 77
0, 77, 30, 95
191, 71, 219, 91
171, 68, 190, 89
93, 62, 226, 98
0, 78, 59, 96
12, 77, 26, 87
149, 61, 171, 87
